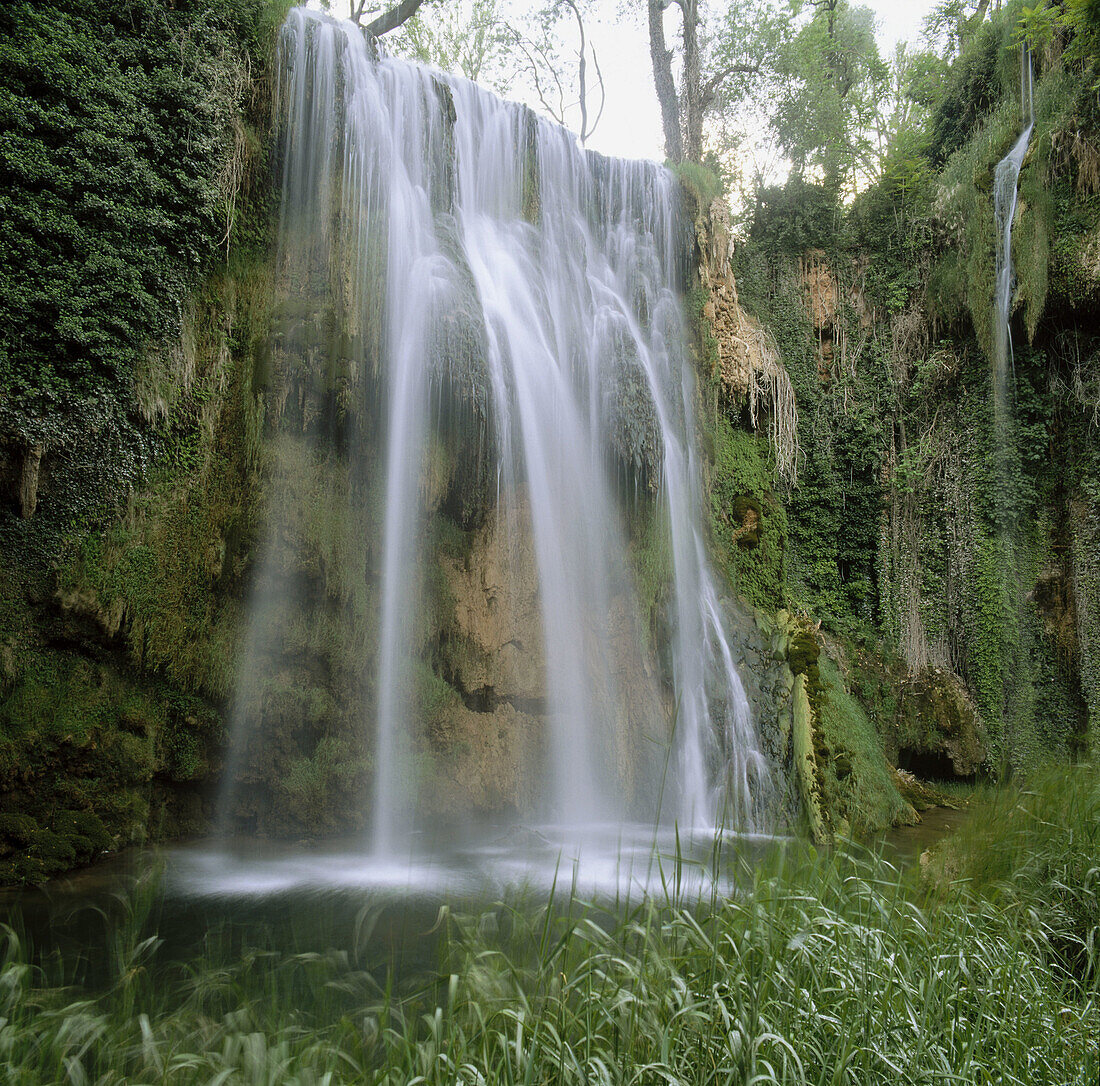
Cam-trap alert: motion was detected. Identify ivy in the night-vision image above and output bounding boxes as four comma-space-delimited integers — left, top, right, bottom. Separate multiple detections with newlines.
0, 0, 279, 556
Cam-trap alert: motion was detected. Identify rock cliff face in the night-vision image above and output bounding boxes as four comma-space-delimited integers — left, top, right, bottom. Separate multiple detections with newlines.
425, 500, 668, 819
705, 18, 1100, 829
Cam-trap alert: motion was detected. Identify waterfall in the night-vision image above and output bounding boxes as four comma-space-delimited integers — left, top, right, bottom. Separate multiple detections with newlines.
222, 8, 771, 848
992, 45, 1035, 418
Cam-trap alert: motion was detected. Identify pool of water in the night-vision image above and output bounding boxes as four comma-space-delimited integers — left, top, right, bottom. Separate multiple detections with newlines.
0, 822, 788, 988
883, 804, 972, 863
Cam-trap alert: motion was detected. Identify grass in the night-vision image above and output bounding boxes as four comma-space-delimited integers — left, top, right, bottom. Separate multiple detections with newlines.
925, 765, 1100, 986
1, 770, 1098, 1084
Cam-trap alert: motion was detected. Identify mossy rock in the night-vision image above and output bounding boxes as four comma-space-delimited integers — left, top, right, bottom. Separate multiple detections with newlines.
0, 813, 39, 854
731, 495, 763, 549
53, 809, 113, 855
792, 674, 828, 844
896, 668, 985, 778
815, 654, 913, 833
787, 625, 824, 706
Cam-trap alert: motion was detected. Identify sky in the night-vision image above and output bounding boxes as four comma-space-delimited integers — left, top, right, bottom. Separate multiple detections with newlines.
329, 1, 943, 163
557, 0, 943, 162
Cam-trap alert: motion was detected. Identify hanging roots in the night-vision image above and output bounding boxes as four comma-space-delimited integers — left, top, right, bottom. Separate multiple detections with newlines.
744, 325, 800, 486
710, 280, 800, 486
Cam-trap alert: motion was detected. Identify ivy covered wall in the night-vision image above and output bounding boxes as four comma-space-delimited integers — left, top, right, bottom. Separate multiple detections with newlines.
0, 0, 288, 882
702, 0, 1099, 837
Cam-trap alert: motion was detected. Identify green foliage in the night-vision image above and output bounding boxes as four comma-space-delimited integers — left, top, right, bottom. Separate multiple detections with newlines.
55, 265, 270, 701
671, 160, 725, 210
278, 736, 370, 834
1061, 0, 1100, 83
708, 418, 787, 612
786, 404, 884, 629
0, 0, 286, 880
0, 577, 222, 884
0, 0, 265, 427
1013, 2, 1060, 50
926, 17, 1002, 165
747, 175, 840, 255
1048, 192, 1100, 309
413, 662, 460, 725
932, 765, 1100, 984
0, 0, 283, 572
389, 0, 513, 91
733, 0, 1100, 787
771, 1, 889, 194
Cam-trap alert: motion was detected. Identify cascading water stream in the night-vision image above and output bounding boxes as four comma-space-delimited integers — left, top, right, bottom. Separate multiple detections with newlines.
220, 8, 771, 850
992, 44, 1035, 420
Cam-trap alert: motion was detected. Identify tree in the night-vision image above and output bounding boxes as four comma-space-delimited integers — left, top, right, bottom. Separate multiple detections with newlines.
923, 0, 997, 59
350, 0, 432, 38
647, 0, 783, 164
389, 0, 512, 90
504, 1, 606, 144
381, 0, 606, 144
771, 0, 888, 195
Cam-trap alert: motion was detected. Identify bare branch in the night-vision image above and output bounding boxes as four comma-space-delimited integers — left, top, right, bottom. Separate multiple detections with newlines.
564, 0, 589, 140
588, 45, 606, 139
361, 0, 428, 38
506, 25, 568, 126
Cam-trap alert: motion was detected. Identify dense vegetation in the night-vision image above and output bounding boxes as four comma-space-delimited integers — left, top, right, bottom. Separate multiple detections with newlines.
0, 0, 1098, 879
2, 769, 1097, 1083
0, 3, 1098, 1081
699, 0, 1100, 832
0, 0, 282, 533
0, 0, 286, 882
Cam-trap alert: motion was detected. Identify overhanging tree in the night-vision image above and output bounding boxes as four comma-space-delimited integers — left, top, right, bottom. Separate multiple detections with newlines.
350, 0, 432, 37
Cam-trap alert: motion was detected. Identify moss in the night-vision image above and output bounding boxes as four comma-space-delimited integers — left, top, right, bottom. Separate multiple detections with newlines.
0, 806, 113, 884
628, 499, 674, 652
780, 621, 909, 835
672, 161, 725, 211
791, 675, 828, 844
277, 736, 371, 835
0, 813, 38, 851
787, 627, 822, 704
894, 669, 984, 777
815, 654, 911, 834
435, 514, 474, 563
687, 285, 721, 380
708, 417, 787, 612
54, 809, 113, 855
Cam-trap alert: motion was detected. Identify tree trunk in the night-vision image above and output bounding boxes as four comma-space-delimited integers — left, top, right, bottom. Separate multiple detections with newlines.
648, 0, 683, 162
682, 0, 704, 163
362, 0, 427, 38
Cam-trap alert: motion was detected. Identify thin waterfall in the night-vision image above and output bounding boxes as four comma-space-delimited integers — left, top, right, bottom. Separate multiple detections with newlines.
992, 44, 1035, 420
220, 8, 772, 846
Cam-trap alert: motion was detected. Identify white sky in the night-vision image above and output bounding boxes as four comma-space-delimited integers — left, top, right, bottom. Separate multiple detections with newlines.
329, 1, 942, 163
568, 0, 942, 162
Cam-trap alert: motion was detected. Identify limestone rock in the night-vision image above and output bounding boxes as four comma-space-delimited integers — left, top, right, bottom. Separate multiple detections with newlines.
18, 443, 43, 519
